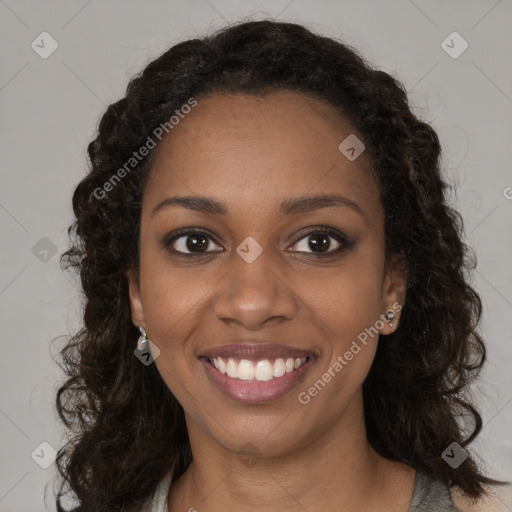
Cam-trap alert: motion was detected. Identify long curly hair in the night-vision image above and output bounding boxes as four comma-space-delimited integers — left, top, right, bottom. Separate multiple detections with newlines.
56, 19, 497, 511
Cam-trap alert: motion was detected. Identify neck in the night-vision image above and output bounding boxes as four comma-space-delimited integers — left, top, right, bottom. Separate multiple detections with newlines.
168, 393, 415, 512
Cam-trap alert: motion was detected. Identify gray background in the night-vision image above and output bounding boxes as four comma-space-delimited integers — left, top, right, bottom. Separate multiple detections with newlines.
1, 1, 511, 510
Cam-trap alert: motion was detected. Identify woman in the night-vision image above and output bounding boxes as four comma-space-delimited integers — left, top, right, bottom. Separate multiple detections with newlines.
56, 19, 505, 512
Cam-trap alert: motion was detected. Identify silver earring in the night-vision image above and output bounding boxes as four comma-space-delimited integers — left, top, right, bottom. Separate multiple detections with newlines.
137, 325, 148, 350
385, 310, 396, 327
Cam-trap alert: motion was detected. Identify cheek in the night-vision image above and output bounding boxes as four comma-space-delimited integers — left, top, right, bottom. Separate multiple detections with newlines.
301, 256, 384, 348
138, 237, 214, 338
295, 277, 382, 419
294, 249, 384, 397
142, 268, 208, 336
137, 251, 213, 395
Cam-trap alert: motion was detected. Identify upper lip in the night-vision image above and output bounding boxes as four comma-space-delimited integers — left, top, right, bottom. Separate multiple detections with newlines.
200, 343, 315, 360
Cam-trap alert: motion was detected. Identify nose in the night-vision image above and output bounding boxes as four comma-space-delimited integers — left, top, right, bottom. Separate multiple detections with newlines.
212, 248, 299, 330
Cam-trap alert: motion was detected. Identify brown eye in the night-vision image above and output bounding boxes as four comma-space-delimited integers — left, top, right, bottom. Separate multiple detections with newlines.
306, 233, 335, 253
181, 234, 209, 253
164, 229, 222, 255
288, 228, 350, 257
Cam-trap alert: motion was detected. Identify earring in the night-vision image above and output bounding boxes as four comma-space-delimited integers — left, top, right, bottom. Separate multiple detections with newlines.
137, 325, 148, 350
385, 310, 396, 327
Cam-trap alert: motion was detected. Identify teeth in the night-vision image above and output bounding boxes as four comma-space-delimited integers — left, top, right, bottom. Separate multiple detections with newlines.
238, 359, 255, 380
273, 358, 286, 378
210, 356, 309, 381
254, 360, 273, 381
216, 357, 226, 374
226, 359, 238, 378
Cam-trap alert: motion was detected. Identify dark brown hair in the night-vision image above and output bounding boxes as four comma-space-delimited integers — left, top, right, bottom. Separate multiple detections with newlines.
56, 19, 498, 511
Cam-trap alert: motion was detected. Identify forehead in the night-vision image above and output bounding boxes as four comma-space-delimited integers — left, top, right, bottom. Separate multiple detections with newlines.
143, 91, 381, 221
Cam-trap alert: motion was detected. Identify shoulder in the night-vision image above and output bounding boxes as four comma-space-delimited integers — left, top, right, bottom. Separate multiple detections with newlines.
450, 483, 512, 512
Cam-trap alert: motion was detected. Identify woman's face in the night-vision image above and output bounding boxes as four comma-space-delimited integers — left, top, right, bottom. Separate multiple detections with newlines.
127, 91, 406, 458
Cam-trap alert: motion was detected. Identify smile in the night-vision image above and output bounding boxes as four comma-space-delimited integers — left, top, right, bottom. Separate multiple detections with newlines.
198, 343, 316, 404
208, 356, 309, 381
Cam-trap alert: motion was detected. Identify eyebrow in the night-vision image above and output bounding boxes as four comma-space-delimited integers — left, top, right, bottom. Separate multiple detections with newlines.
150, 194, 364, 218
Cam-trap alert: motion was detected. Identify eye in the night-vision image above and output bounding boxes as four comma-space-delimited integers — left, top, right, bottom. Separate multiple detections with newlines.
163, 228, 222, 256
162, 226, 352, 258
288, 227, 349, 257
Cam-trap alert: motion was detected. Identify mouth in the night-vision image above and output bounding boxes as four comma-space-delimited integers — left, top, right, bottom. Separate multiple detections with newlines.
203, 355, 313, 380
198, 343, 317, 404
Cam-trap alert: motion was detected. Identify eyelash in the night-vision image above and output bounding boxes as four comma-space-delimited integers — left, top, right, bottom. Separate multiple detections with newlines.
161, 226, 352, 259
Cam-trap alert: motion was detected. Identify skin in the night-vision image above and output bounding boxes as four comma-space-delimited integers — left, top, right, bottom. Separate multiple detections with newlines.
126, 90, 417, 511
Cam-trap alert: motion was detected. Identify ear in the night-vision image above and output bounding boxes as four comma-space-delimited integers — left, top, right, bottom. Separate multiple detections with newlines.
126, 267, 145, 329
379, 253, 407, 335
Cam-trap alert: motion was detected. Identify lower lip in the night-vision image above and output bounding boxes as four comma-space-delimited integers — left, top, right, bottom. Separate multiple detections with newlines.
199, 357, 315, 404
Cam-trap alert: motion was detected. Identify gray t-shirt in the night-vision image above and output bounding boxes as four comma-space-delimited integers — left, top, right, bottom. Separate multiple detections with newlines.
409, 470, 461, 511
142, 469, 461, 511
